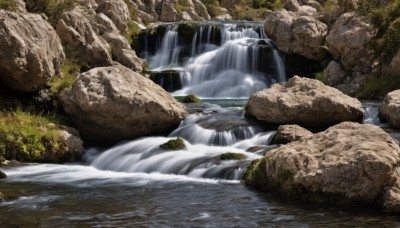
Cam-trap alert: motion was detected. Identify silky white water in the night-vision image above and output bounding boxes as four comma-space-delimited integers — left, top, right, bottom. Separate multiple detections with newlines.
145, 22, 286, 98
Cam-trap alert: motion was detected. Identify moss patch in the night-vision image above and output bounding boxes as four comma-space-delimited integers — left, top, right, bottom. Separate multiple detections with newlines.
160, 137, 185, 150
220, 153, 247, 160
242, 158, 268, 189
0, 109, 78, 163
181, 94, 200, 103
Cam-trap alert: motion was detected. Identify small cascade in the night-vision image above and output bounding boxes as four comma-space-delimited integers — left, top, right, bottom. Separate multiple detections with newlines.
138, 22, 286, 98
88, 107, 276, 180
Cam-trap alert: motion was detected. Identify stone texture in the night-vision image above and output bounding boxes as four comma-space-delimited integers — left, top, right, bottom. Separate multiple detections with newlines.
60, 65, 187, 145
245, 122, 400, 213
56, 10, 112, 67
59, 126, 84, 157
326, 12, 375, 74
273, 124, 313, 144
245, 76, 364, 128
96, 0, 130, 33
284, 0, 317, 16
264, 9, 328, 61
0, 10, 65, 92
379, 90, 400, 129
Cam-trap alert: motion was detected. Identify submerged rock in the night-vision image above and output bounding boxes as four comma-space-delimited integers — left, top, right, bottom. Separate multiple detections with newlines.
379, 90, 400, 129
182, 94, 200, 103
244, 122, 400, 213
219, 153, 246, 161
160, 137, 185, 150
0, 10, 65, 92
272, 124, 313, 144
245, 76, 364, 129
149, 70, 184, 92
61, 65, 187, 145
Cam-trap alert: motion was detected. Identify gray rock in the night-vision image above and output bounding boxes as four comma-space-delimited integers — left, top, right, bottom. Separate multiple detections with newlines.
61, 65, 187, 145
0, 10, 65, 92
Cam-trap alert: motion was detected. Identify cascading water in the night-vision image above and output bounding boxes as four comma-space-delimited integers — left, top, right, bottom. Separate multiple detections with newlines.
141, 21, 286, 98
87, 105, 276, 180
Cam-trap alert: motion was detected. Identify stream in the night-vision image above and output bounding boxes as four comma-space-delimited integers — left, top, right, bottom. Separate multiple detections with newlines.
1, 21, 400, 226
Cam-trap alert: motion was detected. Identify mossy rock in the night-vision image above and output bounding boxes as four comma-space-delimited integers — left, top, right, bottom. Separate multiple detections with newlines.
219, 153, 247, 161
0, 170, 6, 179
160, 137, 185, 150
181, 94, 200, 103
149, 70, 183, 92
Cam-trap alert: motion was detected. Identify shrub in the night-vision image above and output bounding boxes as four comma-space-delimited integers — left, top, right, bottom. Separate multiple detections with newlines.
356, 74, 400, 99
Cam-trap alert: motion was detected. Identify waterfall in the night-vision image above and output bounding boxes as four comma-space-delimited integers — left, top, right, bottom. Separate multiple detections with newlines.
140, 21, 286, 98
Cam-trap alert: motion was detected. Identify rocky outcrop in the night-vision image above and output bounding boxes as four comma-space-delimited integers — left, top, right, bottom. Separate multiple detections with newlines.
284, 0, 317, 16
323, 60, 367, 95
96, 0, 130, 33
0, 10, 65, 92
56, 9, 112, 67
326, 12, 375, 74
244, 122, 400, 213
245, 76, 364, 128
60, 65, 187, 145
379, 90, 400, 129
273, 124, 313, 144
12, 0, 26, 13
264, 9, 328, 61
59, 126, 84, 158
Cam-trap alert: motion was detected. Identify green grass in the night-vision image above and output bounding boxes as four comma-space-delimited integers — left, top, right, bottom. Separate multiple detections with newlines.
176, 0, 191, 14
48, 58, 81, 93
0, 0, 17, 11
181, 94, 201, 103
233, 0, 282, 20
0, 109, 71, 162
202, 0, 223, 17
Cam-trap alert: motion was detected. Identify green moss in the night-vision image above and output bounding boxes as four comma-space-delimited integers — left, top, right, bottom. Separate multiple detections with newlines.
356, 74, 400, 99
202, 0, 223, 18
0, 109, 77, 163
25, 0, 76, 27
242, 158, 268, 189
178, 23, 198, 44
220, 153, 247, 160
276, 168, 294, 187
0, 0, 17, 11
181, 94, 200, 103
175, 0, 190, 13
160, 137, 185, 150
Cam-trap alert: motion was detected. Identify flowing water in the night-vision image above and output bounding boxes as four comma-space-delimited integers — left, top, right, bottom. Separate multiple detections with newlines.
1, 21, 400, 226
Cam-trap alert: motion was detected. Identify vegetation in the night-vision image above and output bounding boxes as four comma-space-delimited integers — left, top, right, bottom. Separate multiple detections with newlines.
25, 0, 76, 26
0, 109, 76, 162
123, 0, 141, 44
159, 137, 185, 150
233, 0, 283, 20
0, 0, 17, 11
182, 94, 201, 103
49, 58, 81, 93
202, 0, 223, 17
356, 74, 400, 99
242, 158, 268, 189
219, 153, 247, 160
176, 0, 191, 14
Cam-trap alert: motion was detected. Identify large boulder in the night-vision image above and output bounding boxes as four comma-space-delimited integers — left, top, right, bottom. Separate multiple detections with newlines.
60, 65, 187, 145
56, 9, 112, 67
326, 12, 375, 74
379, 90, 400, 129
244, 122, 400, 213
264, 9, 328, 61
245, 76, 364, 128
0, 10, 65, 92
